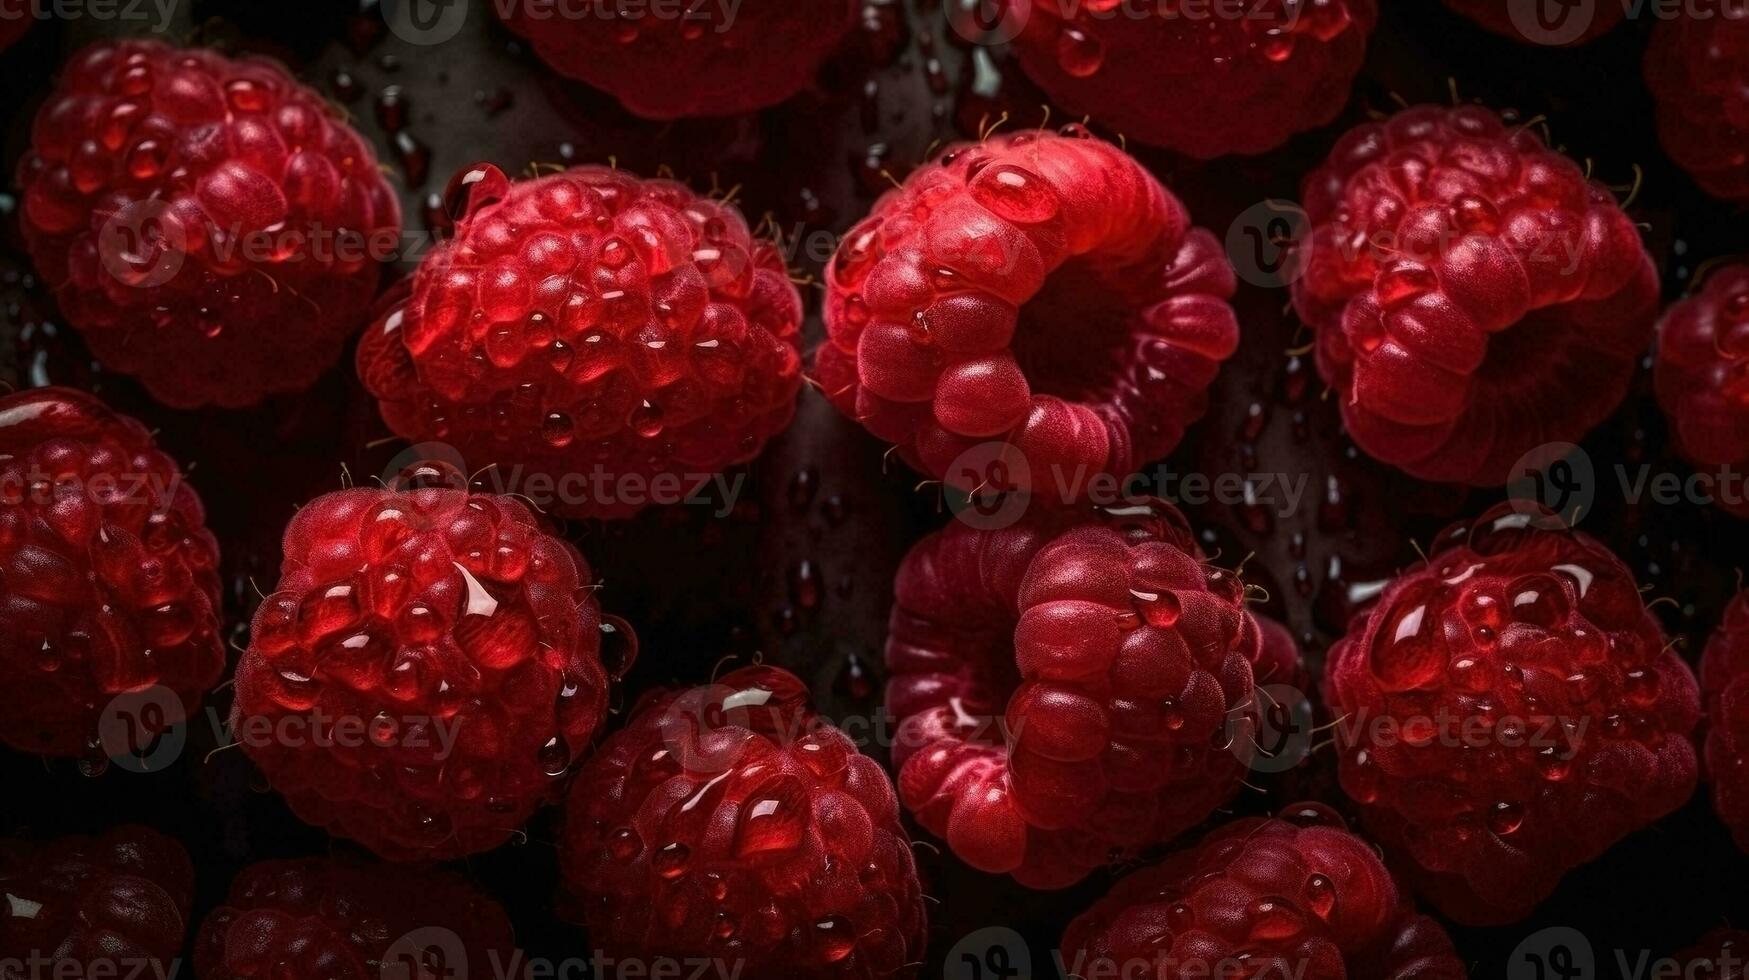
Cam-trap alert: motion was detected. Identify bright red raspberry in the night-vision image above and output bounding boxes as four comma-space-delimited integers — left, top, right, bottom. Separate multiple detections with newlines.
1324, 505, 1701, 925
1291, 104, 1658, 485
194, 857, 518, 980
886, 502, 1274, 888
498, 1, 857, 118
357, 164, 803, 520
1653, 262, 1749, 517
234, 483, 624, 861
16, 40, 401, 409
998, 0, 1377, 158
1678, 930, 1749, 979
1441, 0, 1626, 44
0, 826, 193, 978
559, 665, 926, 977
0, 386, 223, 758
1059, 809, 1467, 980
817, 130, 1238, 499
1648, 8, 1749, 202
1700, 590, 1749, 852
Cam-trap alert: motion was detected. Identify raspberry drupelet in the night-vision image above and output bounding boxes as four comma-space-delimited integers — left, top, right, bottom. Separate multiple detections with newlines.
1291, 104, 1658, 485
1441, 0, 1626, 44
559, 665, 926, 978
1700, 590, 1749, 853
1059, 808, 1468, 980
1647, 7, 1749, 202
885, 502, 1275, 889
16, 40, 401, 409
1654, 262, 1749, 517
816, 129, 1239, 499
357, 163, 803, 520
1000, 0, 1378, 158
0, 386, 224, 759
233, 481, 626, 860
1324, 505, 1701, 925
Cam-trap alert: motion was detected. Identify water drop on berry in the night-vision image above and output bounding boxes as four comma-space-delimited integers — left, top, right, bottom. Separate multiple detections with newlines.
443, 162, 511, 223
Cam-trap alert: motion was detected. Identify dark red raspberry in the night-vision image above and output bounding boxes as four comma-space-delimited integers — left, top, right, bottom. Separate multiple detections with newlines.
0, 10, 30, 52
498, 1, 857, 118
1059, 809, 1467, 980
1700, 590, 1749, 852
0, 386, 223, 758
817, 130, 1238, 499
1678, 930, 1749, 980
559, 665, 926, 977
886, 502, 1274, 888
1441, 0, 1626, 44
998, 0, 1377, 158
194, 857, 517, 980
1654, 262, 1749, 517
234, 484, 625, 860
1324, 506, 1701, 925
1291, 104, 1658, 485
1648, 8, 1749, 202
16, 40, 400, 409
0, 826, 193, 979
358, 164, 803, 520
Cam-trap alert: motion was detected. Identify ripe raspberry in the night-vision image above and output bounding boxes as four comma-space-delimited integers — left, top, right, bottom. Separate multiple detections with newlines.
0, 386, 223, 758
0, 826, 193, 978
1059, 809, 1467, 980
194, 857, 517, 979
234, 483, 623, 860
998, 0, 1378, 158
498, 1, 857, 119
1648, 8, 1749, 202
16, 40, 401, 409
1291, 104, 1658, 485
558, 665, 926, 977
357, 164, 803, 520
1700, 590, 1749, 852
1653, 262, 1749, 518
1678, 930, 1749, 979
1324, 505, 1701, 925
886, 502, 1273, 888
817, 130, 1238, 498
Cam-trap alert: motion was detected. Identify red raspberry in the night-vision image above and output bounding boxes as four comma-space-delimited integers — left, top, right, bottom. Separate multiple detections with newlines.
0, 826, 193, 978
1059, 810, 1467, 980
1324, 506, 1701, 925
1648, 8, 1749, 202
234, 483, 624, 860
0, 386, 223, 758
558, 665, 926, 977
194, 857, 517, 980
886, 503, 1274, 888
1678, 930, 1749, 979
1653, 262, 1749, 517
1700, 589, 1749, 852
16, 40, 400, 409
357, 164, 803, 520
998, 0, 1378, 158
1291, 104, 1658, 485
1441, 0, 1626, 44
816, 130, 1238, 499
498, 1, 857, 119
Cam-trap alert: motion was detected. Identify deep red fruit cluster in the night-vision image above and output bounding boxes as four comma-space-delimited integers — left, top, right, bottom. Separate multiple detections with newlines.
886, 502, 1273, 888
194, 858, 519, 980
17, 40, 400, 408
1701, 590, 1749, 853
1060, 809, 1467, 980
817, 130, 1238, 499
0, 386, 223, 758
234, 484, 618, 860
358, 164, 803, 520
1292, 104, 1658, 485
559, 665, 926, 977
498, 0, 857, 118
0, 826, 193, 977
1002, 0, 1378, 158
1654, 263, 1749, 518
1325, 506, 1701, 924
1647, 7, 1749, 202
1441, 0, 1626, 44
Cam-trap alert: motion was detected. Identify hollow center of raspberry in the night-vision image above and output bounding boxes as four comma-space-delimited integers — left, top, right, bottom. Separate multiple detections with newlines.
1477, 307, 1579, 405
1011, 257, 1136, 402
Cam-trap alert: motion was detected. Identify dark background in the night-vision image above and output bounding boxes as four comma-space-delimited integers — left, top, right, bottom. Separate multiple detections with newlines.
0, 1, 1743, 977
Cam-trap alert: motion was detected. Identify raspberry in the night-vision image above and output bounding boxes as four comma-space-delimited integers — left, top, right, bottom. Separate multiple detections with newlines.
998, 0, 1378, 158
1653, 262, 1749, 517
1324, 505, 1701, 925
194, 857, 517, 979
234, 483, 624, 860
558, 665, 926, 976
16, 40, 400, 409
1291, 104, 1658, 485
0, 386, 223, 758
1442, 0, 1626, 44
0, 826, 193, 978
1678, 930, 1749, 979
357, 164, 803, 520
1700, 590, 1749, 852
886, 502, 1273, 888
817, 130, 1238, 499
1648, 8, 1749, 202
498, 1, 857, 119
1059, 809, 1467, 980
